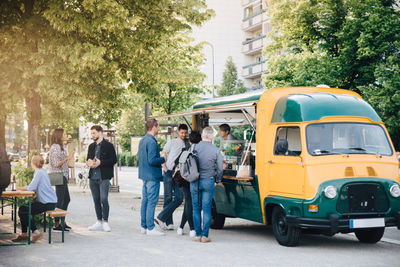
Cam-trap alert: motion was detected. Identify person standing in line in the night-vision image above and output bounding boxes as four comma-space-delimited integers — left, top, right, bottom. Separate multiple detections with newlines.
219, 124, 237, 141
191, 127, 223, 243
177, 130, 201, 237
155, 124, 189, 231
12, 155, 57, 243
49, 128, 74, 232
86, 125, 117, 232
138, 119, 166, 236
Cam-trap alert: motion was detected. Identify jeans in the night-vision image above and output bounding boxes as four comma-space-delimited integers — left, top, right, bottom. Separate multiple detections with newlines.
55, 176, 70, 223
159, 170, 183, 225
89, 179, 110, 222
18, 202, 56, 232
180, 185, 194, 230
141, 180, 160, 230
190, 178, 215, 237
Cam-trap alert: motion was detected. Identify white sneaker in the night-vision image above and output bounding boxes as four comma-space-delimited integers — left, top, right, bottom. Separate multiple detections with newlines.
177, 227, 183, 235
167, 224, 174, 230
88, 221, 103, 231
141, 228, 147, 234
146, 228, 165, 236
189, 230, 196, 238
154, 218, 167, 231
103, 222, 111, 232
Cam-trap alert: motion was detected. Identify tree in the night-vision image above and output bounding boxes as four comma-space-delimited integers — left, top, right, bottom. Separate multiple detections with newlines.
0, 0, 214, 154
264, 0, 400, 148
218, 57, 247, 97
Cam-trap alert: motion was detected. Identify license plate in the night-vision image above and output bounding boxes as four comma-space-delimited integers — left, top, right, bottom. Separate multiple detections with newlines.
349, 218, 385, 229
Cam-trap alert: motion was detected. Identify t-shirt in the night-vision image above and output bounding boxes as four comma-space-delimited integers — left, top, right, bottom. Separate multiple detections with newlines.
163, 138, 187, 170
91, 141, 102, 180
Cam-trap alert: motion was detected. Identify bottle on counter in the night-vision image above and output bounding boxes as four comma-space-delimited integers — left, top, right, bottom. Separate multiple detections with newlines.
11, 175, 16, 191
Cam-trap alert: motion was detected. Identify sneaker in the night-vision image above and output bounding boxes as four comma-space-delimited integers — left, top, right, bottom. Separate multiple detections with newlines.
12, 235, 28, 242
201, 236, 211, 243
31, 233, 43, 243
103, 222, 111, 232
189, 230, 196, 238
88, 221, 103, 231
154, 218, 167, 231
141, 228, 147, 234
167, 224, 174, 230
177, 228, 183, 235
192, 236, 201, 242
53, 225, 70, 232
146, 228, 165, 236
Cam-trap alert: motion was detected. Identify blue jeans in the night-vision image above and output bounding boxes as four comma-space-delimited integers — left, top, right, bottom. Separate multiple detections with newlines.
140, 180, 160, 230
180, 185, 194, 230
190, 178, 215, 237
89, 179, 110, 222
158, 170, 183, 224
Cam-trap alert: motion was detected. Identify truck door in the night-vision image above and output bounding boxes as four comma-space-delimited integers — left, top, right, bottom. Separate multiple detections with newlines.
268, 126, 304, 196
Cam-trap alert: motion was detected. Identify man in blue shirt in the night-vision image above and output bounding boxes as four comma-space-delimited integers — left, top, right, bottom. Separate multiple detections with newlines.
138, 119, 166, 236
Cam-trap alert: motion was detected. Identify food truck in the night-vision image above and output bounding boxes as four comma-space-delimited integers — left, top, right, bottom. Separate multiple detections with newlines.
157, 87, 400, 246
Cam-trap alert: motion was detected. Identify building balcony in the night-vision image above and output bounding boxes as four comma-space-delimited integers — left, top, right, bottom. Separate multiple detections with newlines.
242, 9, 266, 32
242, 0, 261, 8
242, 60, 267, 79
248, 85, 264, 91
242, 35, 266, 55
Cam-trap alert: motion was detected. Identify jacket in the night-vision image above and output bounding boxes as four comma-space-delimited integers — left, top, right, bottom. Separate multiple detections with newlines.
87, 139, 117, 180
138, 133, 165, 181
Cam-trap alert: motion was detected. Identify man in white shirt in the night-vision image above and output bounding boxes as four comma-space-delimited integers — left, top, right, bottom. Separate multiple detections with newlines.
155, 124, 189, 230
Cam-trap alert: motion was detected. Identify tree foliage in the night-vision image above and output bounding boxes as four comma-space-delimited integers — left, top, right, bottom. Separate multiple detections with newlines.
264, 0, 400, 148
0, 0, 213, 153
218, 57, 247, 96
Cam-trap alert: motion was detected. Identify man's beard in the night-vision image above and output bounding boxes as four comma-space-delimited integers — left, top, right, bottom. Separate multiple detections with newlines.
93, 136, 99, 141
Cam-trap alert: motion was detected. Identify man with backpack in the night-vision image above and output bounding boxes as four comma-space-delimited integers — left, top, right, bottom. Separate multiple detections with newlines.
155, 124, 189, 231
0, 145, 11, 198
190, 127, 223, 243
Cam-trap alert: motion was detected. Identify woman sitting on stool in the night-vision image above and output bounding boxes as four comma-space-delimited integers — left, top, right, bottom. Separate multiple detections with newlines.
12, 155, 57, 243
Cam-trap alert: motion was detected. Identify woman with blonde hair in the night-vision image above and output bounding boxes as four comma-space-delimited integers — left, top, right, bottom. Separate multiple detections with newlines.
49, 128, 74, 231
12, 155, 57, 243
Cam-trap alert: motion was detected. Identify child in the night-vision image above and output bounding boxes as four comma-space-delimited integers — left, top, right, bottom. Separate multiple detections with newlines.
12, 155, 57, 243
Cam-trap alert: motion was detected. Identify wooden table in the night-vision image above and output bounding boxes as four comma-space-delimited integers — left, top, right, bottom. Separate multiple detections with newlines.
1, 191, 35, 245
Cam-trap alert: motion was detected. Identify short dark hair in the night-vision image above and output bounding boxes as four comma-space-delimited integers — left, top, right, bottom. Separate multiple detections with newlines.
189, 131, 201, 144
91, 125, 103, 132
178, 124, 188, 131
219, 124, 231, 133
146, 118, 159, 132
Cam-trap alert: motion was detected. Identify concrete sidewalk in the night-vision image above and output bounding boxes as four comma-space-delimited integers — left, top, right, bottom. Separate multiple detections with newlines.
1, 170, 400, 267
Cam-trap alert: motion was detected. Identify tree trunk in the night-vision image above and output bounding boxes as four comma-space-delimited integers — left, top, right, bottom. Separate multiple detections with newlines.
0, 114, 6, 149
26, 89, 41, 161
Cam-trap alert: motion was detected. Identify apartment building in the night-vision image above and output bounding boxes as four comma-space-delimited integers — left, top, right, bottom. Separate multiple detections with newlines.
241, 0, 270, 91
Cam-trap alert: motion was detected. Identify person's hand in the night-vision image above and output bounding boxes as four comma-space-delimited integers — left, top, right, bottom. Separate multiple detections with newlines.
92, 157, 101, 168
86, 159, 94, 168
163, 154, 168, 162
162, 164, 168, 172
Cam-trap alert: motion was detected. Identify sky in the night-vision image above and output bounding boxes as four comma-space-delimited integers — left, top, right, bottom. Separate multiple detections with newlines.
191, 0, 244, 96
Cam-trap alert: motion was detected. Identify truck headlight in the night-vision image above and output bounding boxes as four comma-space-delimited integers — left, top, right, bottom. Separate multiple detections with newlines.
390, 184, 400, 198
324, 186, 337, 199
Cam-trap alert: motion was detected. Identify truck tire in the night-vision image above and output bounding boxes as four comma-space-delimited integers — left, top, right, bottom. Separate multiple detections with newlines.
271, 206, 301, 247
355, 227, 385, 243
210, 201, 225, 229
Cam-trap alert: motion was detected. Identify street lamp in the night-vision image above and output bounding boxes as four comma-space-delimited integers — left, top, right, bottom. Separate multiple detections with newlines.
204, 42, 215, 98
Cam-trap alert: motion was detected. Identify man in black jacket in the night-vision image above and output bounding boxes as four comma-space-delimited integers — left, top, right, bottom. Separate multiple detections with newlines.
86, 125, 117, 232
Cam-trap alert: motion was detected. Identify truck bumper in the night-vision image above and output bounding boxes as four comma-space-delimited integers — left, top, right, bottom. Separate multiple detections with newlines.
286, 212, 400, 234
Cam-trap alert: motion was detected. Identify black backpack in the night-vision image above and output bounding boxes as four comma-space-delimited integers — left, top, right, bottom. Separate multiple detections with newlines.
0, 146, 11, 191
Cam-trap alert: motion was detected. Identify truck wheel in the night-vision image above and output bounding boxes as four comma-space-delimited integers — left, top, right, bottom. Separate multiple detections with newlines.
210, 201, 225, 229
271, 206, 301, 247
355, 227, 385, 243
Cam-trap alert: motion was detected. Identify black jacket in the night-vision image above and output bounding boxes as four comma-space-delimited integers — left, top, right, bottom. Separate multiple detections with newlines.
87, 139, 117, 180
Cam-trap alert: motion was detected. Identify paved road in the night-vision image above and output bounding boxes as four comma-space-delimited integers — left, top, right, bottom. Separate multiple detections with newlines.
0, 167, 398, 267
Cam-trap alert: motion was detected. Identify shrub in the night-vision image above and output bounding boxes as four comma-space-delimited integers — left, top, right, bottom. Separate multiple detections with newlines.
78, 151, 87, 163
13, 162, 35, 187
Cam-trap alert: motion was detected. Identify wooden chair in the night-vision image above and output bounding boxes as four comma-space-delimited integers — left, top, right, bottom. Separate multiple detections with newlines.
43, 208, 67, 243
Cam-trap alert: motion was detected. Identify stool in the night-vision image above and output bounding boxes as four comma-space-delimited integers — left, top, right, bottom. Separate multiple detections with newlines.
44, 209, 67, 243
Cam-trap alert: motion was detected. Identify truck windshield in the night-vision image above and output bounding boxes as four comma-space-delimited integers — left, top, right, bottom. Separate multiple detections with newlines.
306, 123, 393, 156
